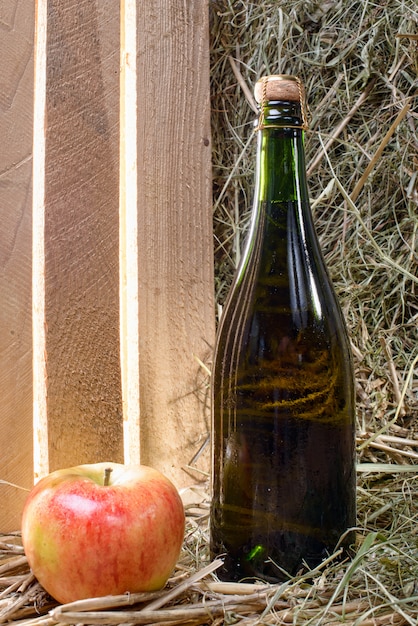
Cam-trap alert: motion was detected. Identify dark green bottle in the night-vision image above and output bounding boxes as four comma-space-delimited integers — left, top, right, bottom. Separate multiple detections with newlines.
210, 75, 356, 582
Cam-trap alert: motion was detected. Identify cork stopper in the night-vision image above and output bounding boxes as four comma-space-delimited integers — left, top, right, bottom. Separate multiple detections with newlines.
254, 74, 309, 130
254, 75, 302, 104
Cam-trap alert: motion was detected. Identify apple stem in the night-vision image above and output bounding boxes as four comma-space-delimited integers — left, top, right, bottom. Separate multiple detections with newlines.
104, 467, 113, 486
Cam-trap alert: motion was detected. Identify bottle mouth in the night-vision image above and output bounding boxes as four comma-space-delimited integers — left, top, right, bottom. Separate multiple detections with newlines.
255, 101, 307, 132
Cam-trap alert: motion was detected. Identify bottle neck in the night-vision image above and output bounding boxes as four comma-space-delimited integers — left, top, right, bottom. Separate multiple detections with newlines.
255, 101, 309, 205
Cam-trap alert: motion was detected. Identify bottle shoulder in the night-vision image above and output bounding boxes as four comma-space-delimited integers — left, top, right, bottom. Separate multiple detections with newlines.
215, 207, 351, 365
225, 202, 343, 325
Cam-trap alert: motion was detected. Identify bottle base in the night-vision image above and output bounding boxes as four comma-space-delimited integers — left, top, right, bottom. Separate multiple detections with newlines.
211, 531, 356, 584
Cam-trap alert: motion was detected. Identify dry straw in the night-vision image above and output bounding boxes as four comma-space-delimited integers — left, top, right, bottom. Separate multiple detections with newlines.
2, 0, 417, 624
209, 0, 417, 621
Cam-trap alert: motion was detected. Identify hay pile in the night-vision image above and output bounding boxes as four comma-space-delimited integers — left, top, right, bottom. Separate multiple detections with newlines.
1, 1, 417, 624
209, 0, 418, 622
211, 1, 417, 470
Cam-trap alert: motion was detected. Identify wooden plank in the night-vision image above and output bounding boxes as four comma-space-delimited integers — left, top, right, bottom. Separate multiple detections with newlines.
121, 0, 215, 489
33, 0, 123, 476
1, 0, 214, 533
0, 0, 34, 531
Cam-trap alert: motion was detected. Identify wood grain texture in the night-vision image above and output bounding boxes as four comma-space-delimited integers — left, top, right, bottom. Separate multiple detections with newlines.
0, 0, 34, 531
40, 0, 123, 470
134, 0, 215, 489
1, 0, 215, 533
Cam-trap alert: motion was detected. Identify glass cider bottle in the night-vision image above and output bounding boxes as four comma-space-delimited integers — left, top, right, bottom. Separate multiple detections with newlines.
210, 75, 356, 582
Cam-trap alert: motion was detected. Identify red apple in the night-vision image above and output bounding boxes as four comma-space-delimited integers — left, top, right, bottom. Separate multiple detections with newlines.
21, 462, 185, 604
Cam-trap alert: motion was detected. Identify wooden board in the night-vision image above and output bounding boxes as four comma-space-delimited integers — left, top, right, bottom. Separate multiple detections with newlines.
32, 0, 123, 476
0, 0, 214, 531
122, 0, 215, 490
0, 0, 34, 532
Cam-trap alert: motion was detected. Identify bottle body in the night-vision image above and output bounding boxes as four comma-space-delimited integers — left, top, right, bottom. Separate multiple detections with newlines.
210, 94, 356, 582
